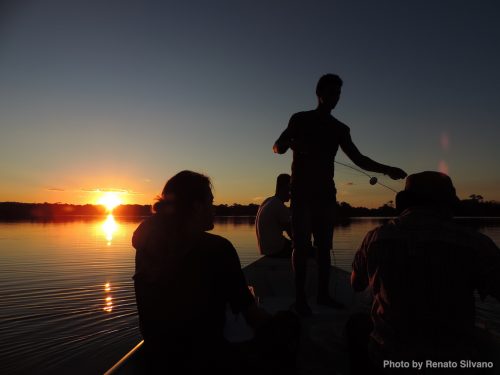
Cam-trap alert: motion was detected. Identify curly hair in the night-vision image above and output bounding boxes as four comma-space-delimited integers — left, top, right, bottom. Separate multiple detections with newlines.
153, 170, 212, 221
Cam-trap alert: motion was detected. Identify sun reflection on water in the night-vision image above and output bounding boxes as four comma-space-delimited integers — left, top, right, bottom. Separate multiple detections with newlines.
103, 283, 113, 313
101, 214, 118, 246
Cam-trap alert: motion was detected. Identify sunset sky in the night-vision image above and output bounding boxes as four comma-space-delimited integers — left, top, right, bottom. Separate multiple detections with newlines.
1, 0, 498, 208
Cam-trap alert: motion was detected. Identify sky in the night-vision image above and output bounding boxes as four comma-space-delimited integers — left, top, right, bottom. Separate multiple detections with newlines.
0, 0, 499, 207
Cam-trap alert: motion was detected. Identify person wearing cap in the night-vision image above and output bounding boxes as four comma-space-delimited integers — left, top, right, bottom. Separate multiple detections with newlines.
273, 73, 407, 316
349, 171, 500, 373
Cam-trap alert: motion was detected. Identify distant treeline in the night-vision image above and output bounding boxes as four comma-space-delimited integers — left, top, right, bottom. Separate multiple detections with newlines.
0, 202, 260, 219
0, 198, 499, 219
338, 197, 500, 217
0, 202, 108, 219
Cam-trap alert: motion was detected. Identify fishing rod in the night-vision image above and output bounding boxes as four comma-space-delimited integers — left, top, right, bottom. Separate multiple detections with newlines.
334, 161, 398, 193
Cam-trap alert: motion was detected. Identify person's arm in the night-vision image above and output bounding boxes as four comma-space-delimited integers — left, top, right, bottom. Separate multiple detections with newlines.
278, 203, 292, 239
273, 114, 298, 154
340, 127, 407, 180
473, 234, 500, 301
223, 240, 272, 327
242, 303, 272, 330
284, 222, 293, 240
351, 260, 369, 292
132, 219, 150, 251
351, 230, 374, 292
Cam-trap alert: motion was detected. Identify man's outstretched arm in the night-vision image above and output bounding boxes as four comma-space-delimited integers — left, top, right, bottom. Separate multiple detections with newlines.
475, 234, 500, 301
340, 131, 407, 180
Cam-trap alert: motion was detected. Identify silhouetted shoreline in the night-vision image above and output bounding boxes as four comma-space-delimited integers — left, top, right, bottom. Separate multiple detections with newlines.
1, 198, 499, 220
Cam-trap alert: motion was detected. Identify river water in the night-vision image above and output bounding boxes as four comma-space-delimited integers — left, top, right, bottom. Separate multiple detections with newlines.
0, 216, 499, 374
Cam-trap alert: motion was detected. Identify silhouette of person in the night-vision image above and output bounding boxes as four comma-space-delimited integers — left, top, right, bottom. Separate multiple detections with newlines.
256, 173, 293, 258
273, 74, 407, 316
349, 171, 500, 373
132, 171, 270, 373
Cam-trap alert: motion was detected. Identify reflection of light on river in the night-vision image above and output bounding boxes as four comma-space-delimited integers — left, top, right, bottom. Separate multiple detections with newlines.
101, 214, 118, 246
103, 283, 113, 313
100, 217, 117, 312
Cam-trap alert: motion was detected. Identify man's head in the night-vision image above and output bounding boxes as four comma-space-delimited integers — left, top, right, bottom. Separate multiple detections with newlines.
396, 171, 459, 216
275, 173, 291, 203
316, 74, 343, 111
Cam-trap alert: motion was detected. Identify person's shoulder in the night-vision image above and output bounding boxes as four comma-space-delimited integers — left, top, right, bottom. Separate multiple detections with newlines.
139, 214, 167, 232
470, 231, 499, 254
132, 214, 162, 250
445, 222, 497, 249
363, 219, 405, 244
290, 110, 314, 122
354, 227, 382, 259
201, 232, 235, 251
201, 233, 242, 266
363, 225, 386, 243
139, 214, 162, 226
267, 195, 283, 206
259, 196, 274, 208
331, 115, 350, 133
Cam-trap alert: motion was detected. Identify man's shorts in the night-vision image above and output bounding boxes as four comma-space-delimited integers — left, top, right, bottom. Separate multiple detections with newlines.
291, 192, 336, 252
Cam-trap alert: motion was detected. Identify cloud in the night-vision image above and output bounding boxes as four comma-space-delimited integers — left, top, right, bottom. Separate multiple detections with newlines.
126, 190, 143, 195
344, 182, 354, 186
47, 188, 65, 192
80, 188, 143, 195
252, 196, 264, 202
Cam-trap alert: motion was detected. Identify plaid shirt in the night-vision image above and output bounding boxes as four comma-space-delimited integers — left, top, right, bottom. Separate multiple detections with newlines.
352, 208, 500, 357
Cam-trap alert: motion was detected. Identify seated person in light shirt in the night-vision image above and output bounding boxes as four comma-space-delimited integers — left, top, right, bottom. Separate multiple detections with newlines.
256, 174, 293, 258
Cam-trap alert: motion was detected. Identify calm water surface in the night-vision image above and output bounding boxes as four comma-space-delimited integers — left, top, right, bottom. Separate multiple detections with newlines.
1, 216, 499, 374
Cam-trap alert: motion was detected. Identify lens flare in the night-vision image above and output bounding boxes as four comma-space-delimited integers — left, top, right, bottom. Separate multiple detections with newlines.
440, 132, 450, 151
439, 160, 449, 175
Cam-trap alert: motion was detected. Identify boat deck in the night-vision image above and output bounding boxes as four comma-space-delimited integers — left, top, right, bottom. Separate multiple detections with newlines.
106, 256, 500, 374
242, 257, 371, 375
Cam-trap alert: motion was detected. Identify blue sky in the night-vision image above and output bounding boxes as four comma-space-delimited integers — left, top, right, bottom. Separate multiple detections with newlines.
1, 0, 498, 207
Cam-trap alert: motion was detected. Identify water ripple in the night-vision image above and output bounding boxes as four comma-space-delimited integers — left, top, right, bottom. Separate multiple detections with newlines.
1, 217, 499, 373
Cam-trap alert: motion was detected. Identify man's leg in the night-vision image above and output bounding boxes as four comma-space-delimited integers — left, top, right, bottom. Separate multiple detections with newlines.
291, 196, 312, 316
316, 244, 332, 300
312, 196, 343, 307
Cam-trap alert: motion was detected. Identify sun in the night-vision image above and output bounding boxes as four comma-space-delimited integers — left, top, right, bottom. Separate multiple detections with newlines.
97, 192, 122, 212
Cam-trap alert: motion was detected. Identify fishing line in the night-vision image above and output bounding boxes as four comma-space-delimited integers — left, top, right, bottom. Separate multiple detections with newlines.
334, 161, 398, 193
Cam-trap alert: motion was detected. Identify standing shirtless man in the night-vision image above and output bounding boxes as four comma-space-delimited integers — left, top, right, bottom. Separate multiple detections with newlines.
273, 74, 407, 316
